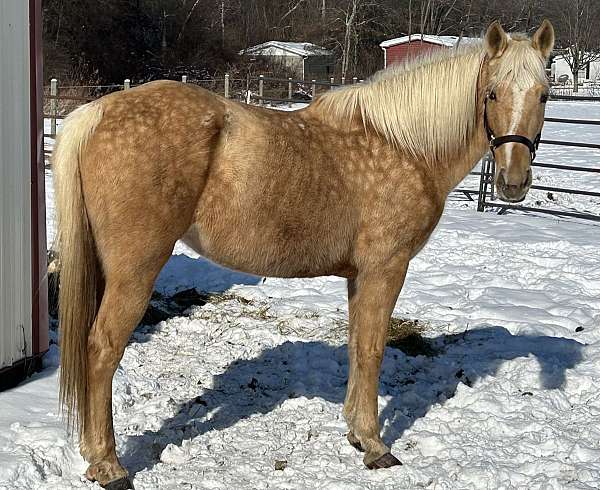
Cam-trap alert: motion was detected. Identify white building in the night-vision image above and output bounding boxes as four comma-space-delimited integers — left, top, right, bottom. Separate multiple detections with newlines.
551, 54, 600, 83
240, 41, 335, 80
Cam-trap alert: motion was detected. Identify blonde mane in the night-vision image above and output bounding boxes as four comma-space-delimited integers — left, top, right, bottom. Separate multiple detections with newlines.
315, 35, 548, 163
489, 34, 548, 90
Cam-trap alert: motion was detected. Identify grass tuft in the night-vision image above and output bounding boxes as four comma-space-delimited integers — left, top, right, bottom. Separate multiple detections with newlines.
387, 318, 438, 357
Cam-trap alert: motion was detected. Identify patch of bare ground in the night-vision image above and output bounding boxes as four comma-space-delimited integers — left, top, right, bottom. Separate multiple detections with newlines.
387, 318, 438, 357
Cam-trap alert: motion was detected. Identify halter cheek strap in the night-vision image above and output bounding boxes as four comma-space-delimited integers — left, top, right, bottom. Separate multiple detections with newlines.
483, 94, 542, 162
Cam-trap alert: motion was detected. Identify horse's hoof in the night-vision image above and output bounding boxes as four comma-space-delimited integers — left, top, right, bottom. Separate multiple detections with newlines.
104, 477, 135, 490
365, 452, 402, 470
347, 432, 364, 452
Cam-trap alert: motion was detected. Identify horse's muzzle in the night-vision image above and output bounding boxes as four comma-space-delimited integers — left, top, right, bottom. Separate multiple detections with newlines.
496, 168, 532, 203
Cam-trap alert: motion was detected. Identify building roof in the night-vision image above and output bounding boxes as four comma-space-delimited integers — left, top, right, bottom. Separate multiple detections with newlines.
380, 34, 479, 49
241, 41, 332, 58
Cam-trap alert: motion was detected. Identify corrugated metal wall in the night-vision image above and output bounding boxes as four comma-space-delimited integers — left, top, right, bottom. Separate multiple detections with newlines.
0, 2, 33, 370
384, 41, 445, 68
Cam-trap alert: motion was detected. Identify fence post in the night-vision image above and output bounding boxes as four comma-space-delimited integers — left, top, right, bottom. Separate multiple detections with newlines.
258, 75, 264, 106
330, 77, 334, 90
50, 78, 58, 137
224, 73, 230, 98
490, 158, 496, 201
288, 78, 293, 108
353, 77, 358, 84
341, 76, 346, 85
477, 153, 494, 212
245, 73, 251, 104
124, 79, 131, 90
311, 80, 317, 99
181, 75, 187, 83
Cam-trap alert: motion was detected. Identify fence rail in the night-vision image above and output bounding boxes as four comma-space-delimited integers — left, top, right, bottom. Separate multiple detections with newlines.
43, 74, 362, 138
548, 94, 600, 102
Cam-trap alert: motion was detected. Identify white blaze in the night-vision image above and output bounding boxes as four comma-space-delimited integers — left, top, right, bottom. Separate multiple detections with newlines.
505, 86, 528, 167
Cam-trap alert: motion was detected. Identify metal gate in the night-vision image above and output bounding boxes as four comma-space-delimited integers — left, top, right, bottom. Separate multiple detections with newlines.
475, 115, 600, 222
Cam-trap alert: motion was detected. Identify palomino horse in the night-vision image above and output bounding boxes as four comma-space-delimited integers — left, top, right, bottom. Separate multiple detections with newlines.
54, 20, 554, 488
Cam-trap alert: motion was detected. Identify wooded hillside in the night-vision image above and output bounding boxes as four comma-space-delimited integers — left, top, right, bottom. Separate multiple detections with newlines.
42, 0, 600, 83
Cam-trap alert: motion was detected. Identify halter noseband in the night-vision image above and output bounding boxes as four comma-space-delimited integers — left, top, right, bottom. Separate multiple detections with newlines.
483, 93, 541, 162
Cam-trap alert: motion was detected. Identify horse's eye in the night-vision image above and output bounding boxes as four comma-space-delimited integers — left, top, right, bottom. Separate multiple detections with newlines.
540, 93, 549, 103
488, 92, 497, 101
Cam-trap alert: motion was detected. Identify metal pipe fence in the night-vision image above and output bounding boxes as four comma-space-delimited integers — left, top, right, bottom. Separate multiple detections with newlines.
471, 116, 600, 222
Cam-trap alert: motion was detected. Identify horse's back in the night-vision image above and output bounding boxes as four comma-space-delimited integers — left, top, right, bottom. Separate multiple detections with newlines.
77, 80, 438, 279
184, 99, 360, 277
79, 81, 228, 261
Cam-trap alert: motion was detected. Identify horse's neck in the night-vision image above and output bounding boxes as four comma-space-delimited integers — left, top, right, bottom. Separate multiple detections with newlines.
431, 86, 490, 197
308, 58, 491, 197
368, 51, 491, 196
436, 122, 489, 196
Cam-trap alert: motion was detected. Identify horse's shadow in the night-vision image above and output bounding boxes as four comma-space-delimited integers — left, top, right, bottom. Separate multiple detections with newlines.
121, 325, 583, 475
154, 253, 261, 295
134, 253, 262, 335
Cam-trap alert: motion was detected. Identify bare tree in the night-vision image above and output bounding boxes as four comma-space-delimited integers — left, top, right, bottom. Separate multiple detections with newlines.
331, 0, 362, 78
43, 0, 590, 84
417, 0, 462, 35
551, 0, 600, 92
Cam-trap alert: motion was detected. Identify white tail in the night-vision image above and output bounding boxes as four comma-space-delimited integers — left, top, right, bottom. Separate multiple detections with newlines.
53, 102, 104, 434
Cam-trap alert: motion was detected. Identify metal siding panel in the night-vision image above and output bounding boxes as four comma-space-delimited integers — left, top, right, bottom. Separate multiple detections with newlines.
385, 42, 446, 66
0, 2, 33, 369
29, 0, 48, 356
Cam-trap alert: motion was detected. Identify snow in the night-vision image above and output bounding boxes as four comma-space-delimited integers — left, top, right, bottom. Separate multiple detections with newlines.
240, 41, 332, 58
3, 101, 600, 489
380, 34, 480, 49
551, 55, 600, 87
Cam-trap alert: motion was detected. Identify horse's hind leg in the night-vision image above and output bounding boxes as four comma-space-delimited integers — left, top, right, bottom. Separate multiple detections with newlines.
343, 257, 408, 469
81, 245, 172, 489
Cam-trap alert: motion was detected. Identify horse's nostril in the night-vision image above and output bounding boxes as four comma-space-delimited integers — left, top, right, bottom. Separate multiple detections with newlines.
498, 168, 531, 194
497, 168, 507, 187
523, 169, 532, 187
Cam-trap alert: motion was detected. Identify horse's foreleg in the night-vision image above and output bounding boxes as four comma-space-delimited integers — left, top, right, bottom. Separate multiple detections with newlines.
81, 254, 169, 489
343, 258, 408, 469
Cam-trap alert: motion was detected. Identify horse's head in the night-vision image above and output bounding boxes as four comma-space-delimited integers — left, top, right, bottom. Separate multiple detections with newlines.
483, 20, 554, 203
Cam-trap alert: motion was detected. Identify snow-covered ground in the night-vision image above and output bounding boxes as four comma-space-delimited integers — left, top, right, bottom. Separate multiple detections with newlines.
2, 103, 599, 489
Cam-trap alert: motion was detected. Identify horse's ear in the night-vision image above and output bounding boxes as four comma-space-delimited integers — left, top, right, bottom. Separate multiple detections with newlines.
485, 21, 508, 59
532, 19, 555, 59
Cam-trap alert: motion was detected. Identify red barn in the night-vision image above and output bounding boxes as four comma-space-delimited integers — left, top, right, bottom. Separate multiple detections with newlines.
380, 34, 479, 68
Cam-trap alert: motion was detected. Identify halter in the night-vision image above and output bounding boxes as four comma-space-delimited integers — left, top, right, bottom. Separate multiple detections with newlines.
483, 93, 541, 162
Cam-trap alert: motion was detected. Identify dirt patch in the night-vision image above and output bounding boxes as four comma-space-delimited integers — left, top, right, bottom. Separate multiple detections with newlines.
387, 318, 438, 357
